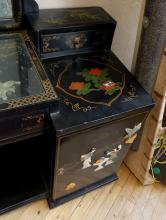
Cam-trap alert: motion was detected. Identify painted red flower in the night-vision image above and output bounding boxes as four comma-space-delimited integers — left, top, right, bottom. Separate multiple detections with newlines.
69, 82, 85, 90
89, 68, 102, 76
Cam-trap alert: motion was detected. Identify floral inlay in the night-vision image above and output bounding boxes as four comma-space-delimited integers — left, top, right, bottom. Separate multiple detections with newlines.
69, 68, 122, 96
0, 80, 20, 101
80, 122, 142, 172
69, 82, 85, 90
89, 68, 102, 76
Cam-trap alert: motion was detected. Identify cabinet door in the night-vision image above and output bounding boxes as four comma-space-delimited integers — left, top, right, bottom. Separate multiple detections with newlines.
53, 112, 146, 200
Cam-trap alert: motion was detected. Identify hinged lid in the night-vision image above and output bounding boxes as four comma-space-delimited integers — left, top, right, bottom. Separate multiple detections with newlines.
26, 7, 116, 31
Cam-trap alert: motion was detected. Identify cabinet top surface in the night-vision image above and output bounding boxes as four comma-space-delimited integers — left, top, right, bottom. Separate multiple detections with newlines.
0, 33, 57, 112
44, 52, 154, 136
26, 7, 116, 30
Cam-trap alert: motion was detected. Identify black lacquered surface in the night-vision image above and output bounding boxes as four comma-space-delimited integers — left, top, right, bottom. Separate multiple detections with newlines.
53, 112, 145, 199
162, 105, 166, 127
0, 34, 44, 104
25, 7, 116, 59
27, 7, 115, 30
44, 52, 154, 136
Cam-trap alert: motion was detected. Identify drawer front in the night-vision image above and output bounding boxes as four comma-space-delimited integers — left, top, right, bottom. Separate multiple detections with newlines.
0, 109, 49, 145
41, 29, 111, 54
52, 112, 147, 200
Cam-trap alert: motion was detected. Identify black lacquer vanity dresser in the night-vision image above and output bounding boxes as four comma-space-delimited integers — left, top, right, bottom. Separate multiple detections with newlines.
24, 2, 154, 208
0, 0, 154, 214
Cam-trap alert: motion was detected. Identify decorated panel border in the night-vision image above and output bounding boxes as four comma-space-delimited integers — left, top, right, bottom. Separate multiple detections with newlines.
0, 31, 57, 111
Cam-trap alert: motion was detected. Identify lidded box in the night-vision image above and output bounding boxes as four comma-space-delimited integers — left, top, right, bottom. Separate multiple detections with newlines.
25, 7, 116, 59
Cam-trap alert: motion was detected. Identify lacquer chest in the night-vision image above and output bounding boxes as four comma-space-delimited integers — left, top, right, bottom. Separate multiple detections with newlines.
25, 7, 116, 60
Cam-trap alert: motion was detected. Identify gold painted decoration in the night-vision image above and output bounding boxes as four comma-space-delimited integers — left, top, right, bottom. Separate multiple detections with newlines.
41, 9, 110, 26
65, 183, 76, 191
122, 85, 138, 102
42, 36, 60, 53
63, 97, 96, 112
125, 133, 137, 144
57, 168, 65, 176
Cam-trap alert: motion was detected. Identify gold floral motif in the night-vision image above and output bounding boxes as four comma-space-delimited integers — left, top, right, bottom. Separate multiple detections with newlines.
63, 97, 96, 112
43, 36, 60, 53
122, 85, 137, 102
57, 168, 65, 176
65, 182, 76, 191
21, 114, 45, 132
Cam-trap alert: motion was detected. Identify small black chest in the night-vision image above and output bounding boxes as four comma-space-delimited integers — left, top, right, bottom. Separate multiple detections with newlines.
25, 7, 116, 59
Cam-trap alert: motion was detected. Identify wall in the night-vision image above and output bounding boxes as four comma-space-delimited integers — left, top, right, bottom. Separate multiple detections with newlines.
36, 0, 145, 71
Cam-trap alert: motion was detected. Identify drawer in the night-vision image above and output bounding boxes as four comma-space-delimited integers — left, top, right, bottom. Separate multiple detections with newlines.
0, 109, 50, 145
41, 29, 111, 55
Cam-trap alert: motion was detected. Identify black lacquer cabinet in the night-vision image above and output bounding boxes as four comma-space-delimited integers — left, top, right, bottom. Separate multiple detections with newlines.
43, 52, 154, 207
0, 0, 154, 214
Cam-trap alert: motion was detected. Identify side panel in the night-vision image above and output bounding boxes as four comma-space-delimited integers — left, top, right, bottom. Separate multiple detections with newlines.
52, 112, 147, 201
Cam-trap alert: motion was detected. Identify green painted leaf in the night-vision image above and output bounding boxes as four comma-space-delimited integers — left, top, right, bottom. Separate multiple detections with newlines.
105, 87, 121, 95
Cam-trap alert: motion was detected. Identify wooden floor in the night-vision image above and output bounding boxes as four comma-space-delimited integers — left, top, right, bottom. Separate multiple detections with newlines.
1, 163, 166, 220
